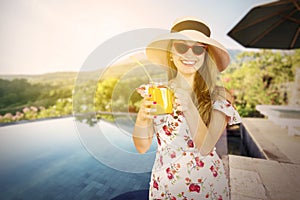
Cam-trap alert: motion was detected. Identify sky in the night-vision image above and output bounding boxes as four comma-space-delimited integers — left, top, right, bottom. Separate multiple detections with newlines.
0, 0, 275, 75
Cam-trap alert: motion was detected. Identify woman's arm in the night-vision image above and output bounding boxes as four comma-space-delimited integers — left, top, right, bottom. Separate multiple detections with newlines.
176, 87, 232, 156
132, 96, 154, 154
197, 110, 227, 156
182, 102, 208, 151
174, 88, 209, 152
197, 87, 234, 155
184, 104, 228, 156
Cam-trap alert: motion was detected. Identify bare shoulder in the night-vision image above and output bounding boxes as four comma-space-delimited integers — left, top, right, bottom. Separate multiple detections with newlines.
213, 86, 234, 103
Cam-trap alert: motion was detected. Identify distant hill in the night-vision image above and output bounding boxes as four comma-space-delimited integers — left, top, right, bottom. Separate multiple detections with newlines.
0, 49, 243, 83
0, 72, 78, 85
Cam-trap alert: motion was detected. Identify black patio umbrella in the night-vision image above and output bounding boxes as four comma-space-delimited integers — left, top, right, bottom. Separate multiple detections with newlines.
228, 0, 300, 49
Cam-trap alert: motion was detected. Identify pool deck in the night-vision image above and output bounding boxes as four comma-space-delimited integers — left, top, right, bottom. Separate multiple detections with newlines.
229, 118, 300, 200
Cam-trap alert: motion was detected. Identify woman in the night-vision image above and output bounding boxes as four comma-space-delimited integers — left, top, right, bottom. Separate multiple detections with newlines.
133, 17, 241, 200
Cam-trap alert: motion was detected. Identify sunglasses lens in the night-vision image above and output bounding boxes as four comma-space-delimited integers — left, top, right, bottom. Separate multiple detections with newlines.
192, 46, 205, 55
174, 42, 206, 55
174, 43, 189, 54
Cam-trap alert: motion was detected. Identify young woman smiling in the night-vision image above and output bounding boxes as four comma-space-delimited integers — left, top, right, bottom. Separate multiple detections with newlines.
133, 17, 241, 200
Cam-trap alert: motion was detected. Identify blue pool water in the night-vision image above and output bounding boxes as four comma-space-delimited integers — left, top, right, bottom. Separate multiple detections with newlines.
0, 117, 153, 200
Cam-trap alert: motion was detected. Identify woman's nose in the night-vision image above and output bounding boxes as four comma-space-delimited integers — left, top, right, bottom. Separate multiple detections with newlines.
184, 48, 194, 57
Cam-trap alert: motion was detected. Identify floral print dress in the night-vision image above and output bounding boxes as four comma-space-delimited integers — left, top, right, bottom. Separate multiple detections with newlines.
149, 99, 241, 200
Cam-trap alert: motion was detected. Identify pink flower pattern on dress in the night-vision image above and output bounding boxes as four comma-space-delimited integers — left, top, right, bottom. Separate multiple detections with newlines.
148, 100, 241, 200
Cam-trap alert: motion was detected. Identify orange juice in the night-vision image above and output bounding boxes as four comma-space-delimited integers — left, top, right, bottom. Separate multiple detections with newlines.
148, 84, 174, 115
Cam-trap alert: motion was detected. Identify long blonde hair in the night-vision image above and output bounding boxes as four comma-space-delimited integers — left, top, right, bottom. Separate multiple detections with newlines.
167, 41, 219, 125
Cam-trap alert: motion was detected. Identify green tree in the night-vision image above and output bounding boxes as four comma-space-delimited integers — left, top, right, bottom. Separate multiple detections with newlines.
222, 50, 297, 117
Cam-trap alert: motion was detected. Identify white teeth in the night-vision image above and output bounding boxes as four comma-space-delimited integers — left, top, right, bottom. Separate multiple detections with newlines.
182, 60, 196, 65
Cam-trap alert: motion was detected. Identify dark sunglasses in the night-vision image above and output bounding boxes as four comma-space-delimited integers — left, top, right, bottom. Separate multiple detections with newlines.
173, 42, 207, 55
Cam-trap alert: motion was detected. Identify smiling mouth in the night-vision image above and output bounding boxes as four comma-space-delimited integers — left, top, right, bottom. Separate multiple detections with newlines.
181, 60, 197, 66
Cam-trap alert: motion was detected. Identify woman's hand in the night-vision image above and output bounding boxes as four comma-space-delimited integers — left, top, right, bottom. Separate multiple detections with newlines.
133, 93, 155, 154
135, 94, 156, 126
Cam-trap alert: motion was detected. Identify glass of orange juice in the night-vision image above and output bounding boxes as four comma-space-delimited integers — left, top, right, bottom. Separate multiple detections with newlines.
148, 82, 174, 115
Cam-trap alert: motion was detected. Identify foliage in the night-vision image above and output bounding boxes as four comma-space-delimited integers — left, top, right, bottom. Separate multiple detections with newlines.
0, 79, 43, 113
92, 77, 143, 122
0, 77, 73, 123
0, 98, 72, 123
222, 49, 298, 117
0, 78, 72, 115
1, 49, 299, 124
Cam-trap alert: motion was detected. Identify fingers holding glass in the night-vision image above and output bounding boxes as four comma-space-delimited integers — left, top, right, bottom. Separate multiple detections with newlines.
140, 96, 157, 119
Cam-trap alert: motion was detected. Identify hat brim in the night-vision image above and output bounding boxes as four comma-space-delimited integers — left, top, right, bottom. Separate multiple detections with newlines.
146, 30, 230, 72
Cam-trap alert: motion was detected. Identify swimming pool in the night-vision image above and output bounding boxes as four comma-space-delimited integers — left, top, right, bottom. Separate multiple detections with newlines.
0, 117, 153, 199
75, 115, 157, 173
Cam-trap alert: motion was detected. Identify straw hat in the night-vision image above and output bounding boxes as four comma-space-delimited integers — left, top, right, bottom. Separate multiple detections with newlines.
146, 16, 230, 72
